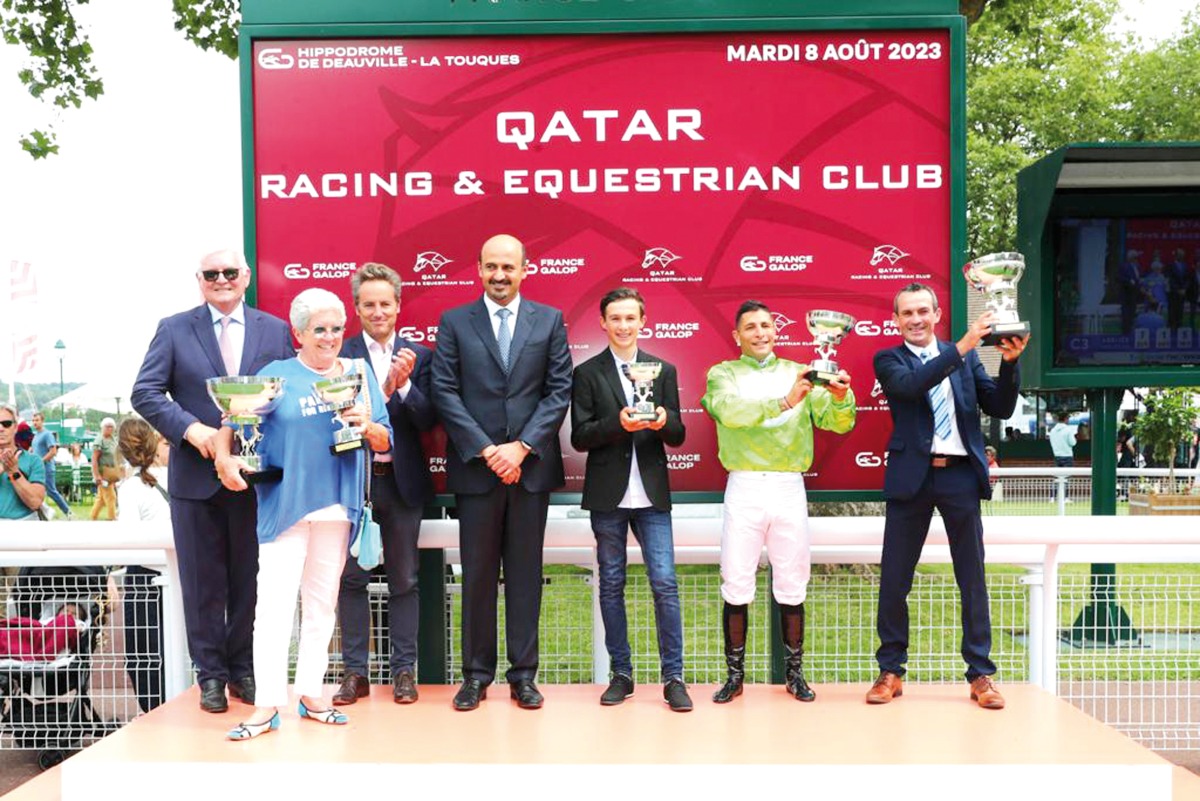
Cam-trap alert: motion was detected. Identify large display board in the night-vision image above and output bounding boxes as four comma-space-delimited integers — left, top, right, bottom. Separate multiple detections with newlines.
249, 27, 958, 495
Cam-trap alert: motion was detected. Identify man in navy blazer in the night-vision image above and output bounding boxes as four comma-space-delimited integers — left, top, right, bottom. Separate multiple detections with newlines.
866, 282, 1027, 710
131, 250, 294, 713
431, 234, 573, 711
332, 263, 436, 706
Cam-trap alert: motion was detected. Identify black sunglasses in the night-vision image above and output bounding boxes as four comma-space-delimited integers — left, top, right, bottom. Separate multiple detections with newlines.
200, 268, 241, 282
0, 420, 14, 429
310, 325, 345, 336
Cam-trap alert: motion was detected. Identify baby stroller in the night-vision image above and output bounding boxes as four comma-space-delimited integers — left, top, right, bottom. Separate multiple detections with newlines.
0, 566, 112, 769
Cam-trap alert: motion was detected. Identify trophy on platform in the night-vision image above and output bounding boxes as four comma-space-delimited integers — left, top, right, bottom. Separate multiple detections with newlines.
963, 252, 1031, 346
206, 376, 287, 483
805, 310, 856, 385
623, 362, 663, 422
312, 373, 365, 454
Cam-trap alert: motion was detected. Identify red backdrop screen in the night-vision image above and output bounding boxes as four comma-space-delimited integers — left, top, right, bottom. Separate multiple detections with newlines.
251, 30, 954, 493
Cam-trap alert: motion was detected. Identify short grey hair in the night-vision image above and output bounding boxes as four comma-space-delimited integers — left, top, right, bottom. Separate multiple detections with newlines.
351, 263, 402, 305
290, 288, 346, 332
0, 403, 16, 421
199, 249, 249, 274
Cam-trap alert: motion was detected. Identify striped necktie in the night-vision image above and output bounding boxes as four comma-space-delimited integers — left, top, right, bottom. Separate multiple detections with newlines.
921, 351, 952, 440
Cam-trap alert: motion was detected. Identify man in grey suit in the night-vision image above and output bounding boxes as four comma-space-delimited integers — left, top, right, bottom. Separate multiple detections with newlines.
131, 250, 294, 713
431, 234, 573, 711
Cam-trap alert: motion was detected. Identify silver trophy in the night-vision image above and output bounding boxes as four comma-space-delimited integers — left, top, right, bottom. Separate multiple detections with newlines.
624, 362, 663, 422
805, 310, 856, 385
312, 373, 365, 454
963, 252, 1030, 346
206, 376, 287, 483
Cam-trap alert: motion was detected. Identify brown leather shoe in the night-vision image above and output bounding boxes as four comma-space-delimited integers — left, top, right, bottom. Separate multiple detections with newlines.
969, 675, 1006, 709
866, 670, 903, 704
332, 673, 369, 706
393, 670, 418, 704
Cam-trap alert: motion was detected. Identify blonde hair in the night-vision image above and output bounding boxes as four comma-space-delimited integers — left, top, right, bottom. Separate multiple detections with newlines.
118, 418, 161, 488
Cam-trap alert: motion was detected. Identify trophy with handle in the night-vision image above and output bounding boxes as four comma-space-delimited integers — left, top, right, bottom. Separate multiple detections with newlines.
206, 376, 287, 483
963, 252, 1030, 346
805, 310, 856, 385
312, 373, 365, 454
622, 362, 663, 422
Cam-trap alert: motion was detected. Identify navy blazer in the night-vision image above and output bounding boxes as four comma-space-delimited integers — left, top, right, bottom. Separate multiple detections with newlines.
873, 341, 1020, 501
570, 348, 685, 512
131, 303, 294, 501
431, 297, 573, 495
340, 333, 437, 507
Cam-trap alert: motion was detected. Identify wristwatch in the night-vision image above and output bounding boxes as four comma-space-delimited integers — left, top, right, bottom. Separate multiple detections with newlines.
9, 470, 22, 482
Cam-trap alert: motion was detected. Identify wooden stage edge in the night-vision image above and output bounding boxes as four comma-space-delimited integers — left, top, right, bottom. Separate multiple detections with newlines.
19, 683, 1195, 801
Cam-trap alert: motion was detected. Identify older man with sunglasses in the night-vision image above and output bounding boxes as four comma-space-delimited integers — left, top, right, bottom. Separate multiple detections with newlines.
132, 250, 294, 713
0, 403, 46, 520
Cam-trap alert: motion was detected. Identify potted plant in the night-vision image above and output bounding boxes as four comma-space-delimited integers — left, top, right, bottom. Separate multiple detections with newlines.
1129, 387, 1199, 515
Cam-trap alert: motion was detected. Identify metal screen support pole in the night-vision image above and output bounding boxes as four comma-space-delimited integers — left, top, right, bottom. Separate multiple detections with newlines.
1042, 544, 1060, 692
417, 546, 448, 684
1022, 566, 1044, 689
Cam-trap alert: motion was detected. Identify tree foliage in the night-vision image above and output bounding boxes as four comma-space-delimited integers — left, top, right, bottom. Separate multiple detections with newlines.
1132, 388, 1198, 485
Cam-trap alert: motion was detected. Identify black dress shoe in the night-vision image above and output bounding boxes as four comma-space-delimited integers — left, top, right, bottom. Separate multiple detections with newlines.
393, 670, 419, 704
663, 678, 694, 712
453, 679, 487, 711
509, 679, 544, 710
228, 676, 256, 705
333, 673, 370, 706
600, 674, 634, 706
199, 679, 228, 713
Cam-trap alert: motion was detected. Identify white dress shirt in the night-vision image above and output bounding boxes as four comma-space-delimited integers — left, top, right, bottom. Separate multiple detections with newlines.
611, 349, 652, 509
208, 301, 246, 373
905, 339, 968, 456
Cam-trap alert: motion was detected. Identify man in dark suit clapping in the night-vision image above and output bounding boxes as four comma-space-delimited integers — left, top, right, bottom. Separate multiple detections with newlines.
431, 234, 573, 711
131, 250, 294, 713
333, 263, 436, 706
867, 282, 1027, 710
570, 288, 692, 712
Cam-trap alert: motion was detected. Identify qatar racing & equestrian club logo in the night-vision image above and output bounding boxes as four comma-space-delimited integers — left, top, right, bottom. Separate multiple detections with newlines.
414, 251, 453, 273
641, 247, 681, 270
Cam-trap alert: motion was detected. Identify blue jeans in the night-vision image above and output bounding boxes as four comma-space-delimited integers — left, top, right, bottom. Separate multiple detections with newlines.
591, 508, 684, 680
44, 473, 70, 516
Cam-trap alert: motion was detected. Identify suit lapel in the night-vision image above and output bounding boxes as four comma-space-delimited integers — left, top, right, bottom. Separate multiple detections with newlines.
507, 300, 536, 373
190, 306, 227, 377
240, 309, 263, 374
601, 351, 629, 409
468, 300, 507, 375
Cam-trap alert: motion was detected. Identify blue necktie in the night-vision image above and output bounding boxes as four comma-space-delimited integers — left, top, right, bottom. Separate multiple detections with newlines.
921, 351, 953, 440
496, 308, 512, 374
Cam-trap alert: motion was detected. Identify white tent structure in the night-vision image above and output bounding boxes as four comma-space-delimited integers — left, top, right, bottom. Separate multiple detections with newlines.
45, 375, 137, 415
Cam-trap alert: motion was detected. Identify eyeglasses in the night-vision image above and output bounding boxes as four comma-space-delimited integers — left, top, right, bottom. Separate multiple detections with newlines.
0, 420, 14, 429
200, 268, 241, 282
310, 325, 345, 336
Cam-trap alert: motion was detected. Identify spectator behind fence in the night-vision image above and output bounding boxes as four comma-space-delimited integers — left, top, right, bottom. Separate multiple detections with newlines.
67, 443, 87, 504
985, 445, 1003, 503
31, 412, 69, 518
131, 249, 295, 714
215, 288, 392, 741
90, 418, 120, 521
0, 402, 46, 521
116, 418, 169, 713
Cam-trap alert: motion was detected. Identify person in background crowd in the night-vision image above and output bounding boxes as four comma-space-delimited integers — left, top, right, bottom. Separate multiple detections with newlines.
31, 412, 70, 518
431, 233, 572, 712
215, 288, 391, 740
116, 418, 169, 713
867, 282, 1026, 710
570, 287, 692, 712
0, 403, 45, 520
701, 300, 856, 705
333, 263, 436, 707
131, 249, 295, 713
90, 418, 120, 521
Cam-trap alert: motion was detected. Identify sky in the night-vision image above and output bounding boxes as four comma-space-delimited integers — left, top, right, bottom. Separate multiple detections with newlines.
0, 0, 1195, 401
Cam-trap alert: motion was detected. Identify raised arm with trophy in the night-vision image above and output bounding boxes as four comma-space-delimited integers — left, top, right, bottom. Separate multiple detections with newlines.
963, 252, 1031, 346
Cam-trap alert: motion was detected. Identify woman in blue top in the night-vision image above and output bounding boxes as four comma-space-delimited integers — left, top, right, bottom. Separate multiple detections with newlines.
215, 288, 392, 740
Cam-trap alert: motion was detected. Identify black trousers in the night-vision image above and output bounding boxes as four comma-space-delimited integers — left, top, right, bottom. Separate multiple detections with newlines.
123, 565, 164, 713
456, 484, 549, 685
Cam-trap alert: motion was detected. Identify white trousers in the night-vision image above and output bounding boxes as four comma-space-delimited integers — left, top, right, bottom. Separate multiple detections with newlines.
253, 519, 350, 708
720, 471, 811, 606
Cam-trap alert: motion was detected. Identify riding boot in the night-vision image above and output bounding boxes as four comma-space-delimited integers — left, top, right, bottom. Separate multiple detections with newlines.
781, 602, 816, 702
713, 603, 747, 703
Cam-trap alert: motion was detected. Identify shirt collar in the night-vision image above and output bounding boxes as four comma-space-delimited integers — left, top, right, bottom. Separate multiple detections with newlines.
208, 302, 246, 325
363, 331, 395, 354
610, 347, 639, 372
904, 339, 940, 361
483, 294, 521, 319
738, 352, 777, 369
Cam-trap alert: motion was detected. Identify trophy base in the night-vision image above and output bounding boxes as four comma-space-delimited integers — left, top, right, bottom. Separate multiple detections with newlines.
330, 438, 365, 455
983, 321, 1030, 347
629, 406, 659, 422
244, 467, 283, 485
805, 360, 841, 385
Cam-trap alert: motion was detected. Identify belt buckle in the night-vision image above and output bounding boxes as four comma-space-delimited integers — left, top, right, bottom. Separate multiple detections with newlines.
372, 462, 389, 476
931, 456, 949, 468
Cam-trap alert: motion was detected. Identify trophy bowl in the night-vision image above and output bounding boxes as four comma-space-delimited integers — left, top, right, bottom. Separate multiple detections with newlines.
206, 376, 286, 483
312, 373, 365, 454
624, 362, 663, 422
963, 251, 1030, 346
805, 310, 856, 385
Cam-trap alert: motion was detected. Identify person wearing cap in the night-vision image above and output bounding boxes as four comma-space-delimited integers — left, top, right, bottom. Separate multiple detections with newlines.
131, 249, 294, 713
90, 417, 120, 521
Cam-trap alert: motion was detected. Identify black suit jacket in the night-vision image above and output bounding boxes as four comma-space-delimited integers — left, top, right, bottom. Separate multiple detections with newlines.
570, 348, 686, 512
131, 303, 294, 501
873, 340, 1020, 501
431, 297, 573, 495
340, 333, 437, 507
